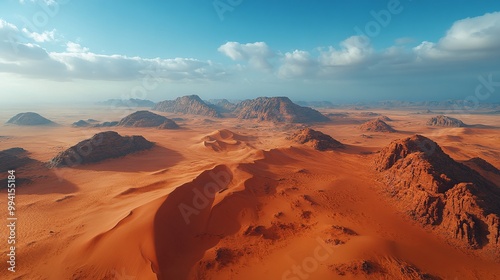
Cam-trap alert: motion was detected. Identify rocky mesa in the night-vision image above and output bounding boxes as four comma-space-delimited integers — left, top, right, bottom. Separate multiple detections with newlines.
49, 131, 154, 167
118, 110, 179, 129
375, 135, 500, 251
234, 97, 329, 123
427, 115, 466, 127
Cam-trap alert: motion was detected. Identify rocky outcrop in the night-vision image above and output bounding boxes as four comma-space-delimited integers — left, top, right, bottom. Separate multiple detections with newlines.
234, 97, 329, 123
359, 119, 395, 132
427, 115, 466, 127
153, 95, 221, 117
6, 112, 54, 126
375, 135, 500, 250
0, 148, 32, 173
49, 131, 154, 167
287, 128, 343, 151
118, 111, 179, 129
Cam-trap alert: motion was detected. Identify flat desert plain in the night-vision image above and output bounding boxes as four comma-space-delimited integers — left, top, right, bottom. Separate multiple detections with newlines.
1, 105, 499, 280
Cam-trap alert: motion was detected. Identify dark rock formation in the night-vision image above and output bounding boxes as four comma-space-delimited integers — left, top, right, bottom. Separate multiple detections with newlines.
234, 97, 329, 123
359, 119, 395, 132
6, 112, 54, 126
287, 128, 343, 151
375, 135, 500, 250
427, 115, 466, 127
0, 148, 32, 173
118, 111, 179, 129
49, 131, 154, 167
153, 95, 221, 117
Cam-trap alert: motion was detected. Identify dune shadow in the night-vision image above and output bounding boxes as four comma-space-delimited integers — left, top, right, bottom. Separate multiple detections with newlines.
66, 145, 184, 172
153, 165, 236, 280
2, 162, 79, 195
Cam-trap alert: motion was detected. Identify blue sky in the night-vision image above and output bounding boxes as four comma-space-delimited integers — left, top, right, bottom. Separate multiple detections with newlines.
1, 0, 500, 104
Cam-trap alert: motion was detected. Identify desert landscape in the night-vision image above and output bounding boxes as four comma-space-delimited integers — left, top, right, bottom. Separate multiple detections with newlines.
0, 95, 499, 280
1, 1, 500, 279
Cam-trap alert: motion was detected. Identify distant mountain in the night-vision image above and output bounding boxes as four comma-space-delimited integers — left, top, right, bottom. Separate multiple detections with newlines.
375, 135, 500, 250
206, 99, 237, 113
118, 111, 179, 129
97, 98, 155, 107
6, 112, 55, 126
426, 115, 466, 127
49, 131, 154, 167
234, 97, 329, 123
153, 95, 221, 117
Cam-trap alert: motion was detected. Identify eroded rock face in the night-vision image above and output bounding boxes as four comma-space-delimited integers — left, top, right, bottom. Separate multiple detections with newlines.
153, 95, 221, 117
426, 115, 466, 127
375, 135, 500, 250
359, 119, 395, 132
234, 97, 329, 123
6, 112, 54, 126
287, 128, 343, 151
118, 111, 179, 129
49, 131, 154, 167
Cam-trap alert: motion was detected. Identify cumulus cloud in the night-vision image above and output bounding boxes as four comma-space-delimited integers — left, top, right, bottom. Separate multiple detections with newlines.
319, 36, 374, 66
218, 41, 274, 70
414, 12, 500, 60
22, 28, 56, 42
0, 20, 226, 81
278, 50, 317, 79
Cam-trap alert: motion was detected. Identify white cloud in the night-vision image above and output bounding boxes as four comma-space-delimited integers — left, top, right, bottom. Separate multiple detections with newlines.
319, 36, 374, 66
22, 28, 56, 42
0, 20, 226, 81
66, 41, 89, 53
278, 50, 317, 79
218, 41, 274, 70
414, 12, 500, 60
